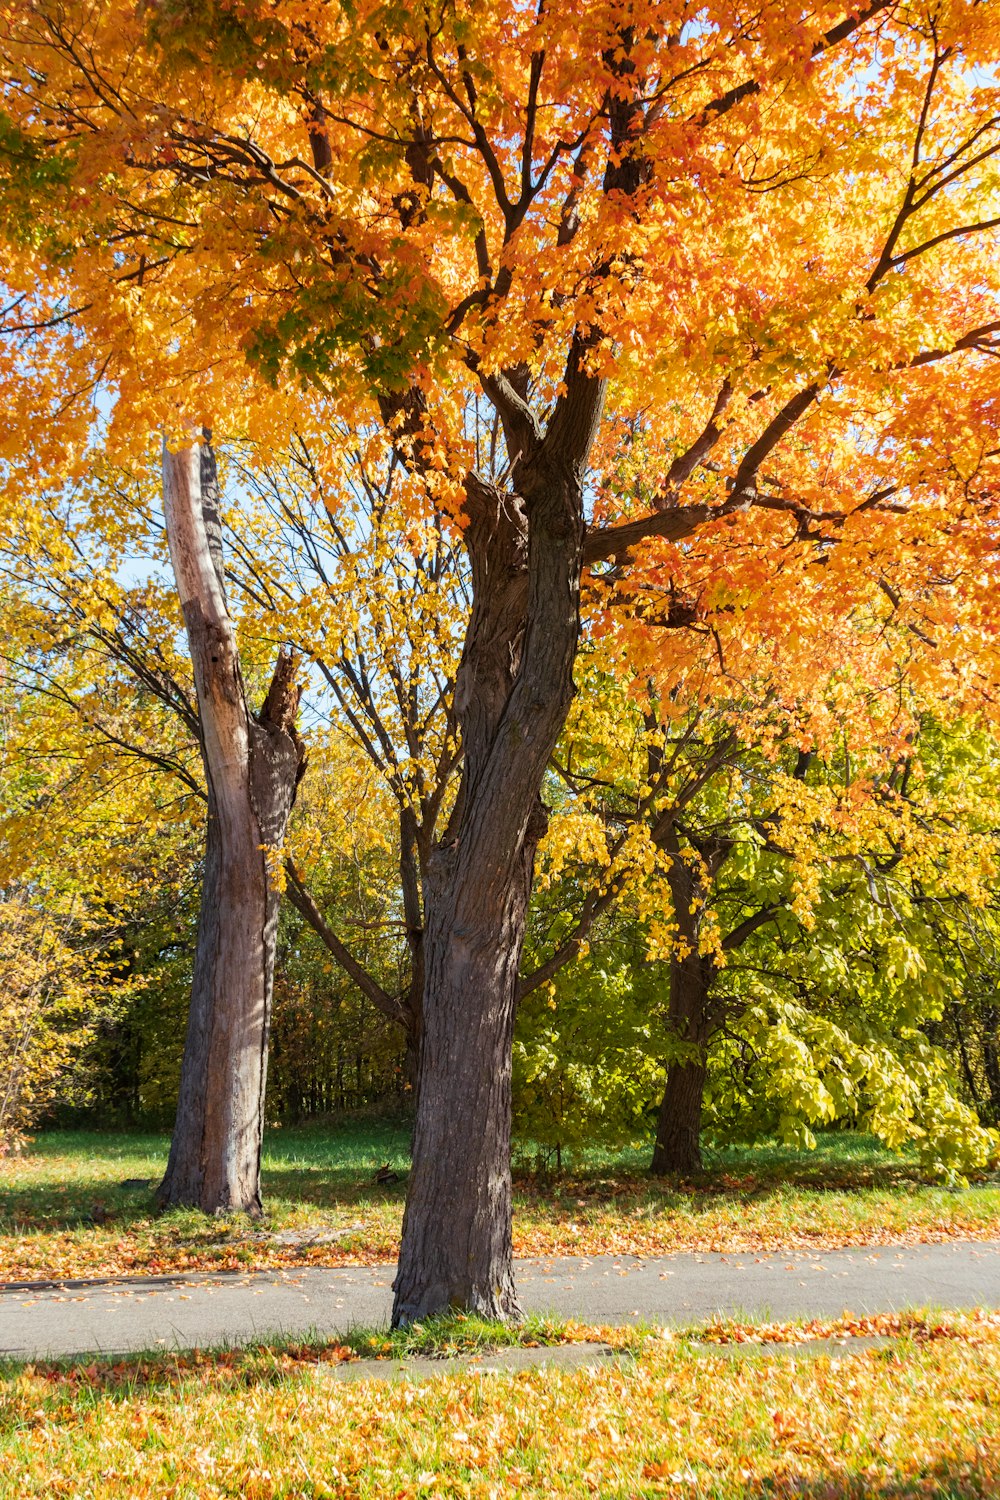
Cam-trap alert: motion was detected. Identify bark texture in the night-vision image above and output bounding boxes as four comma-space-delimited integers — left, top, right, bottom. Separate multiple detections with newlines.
391, 45, 641, 1322
392, 375, 601, 1323
650, 842, 720, 1176
651, 1046, 711, 1175
157, 437, 305, 1216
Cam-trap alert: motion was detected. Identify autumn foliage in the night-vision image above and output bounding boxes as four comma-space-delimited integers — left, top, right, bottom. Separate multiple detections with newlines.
0, 0, 999, 1317
0, 890, 118, 1154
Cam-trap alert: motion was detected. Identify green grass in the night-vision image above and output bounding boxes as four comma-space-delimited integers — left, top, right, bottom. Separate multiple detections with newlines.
0, 1312, 621, 1387
341, 1311, 617, 1361
2, 1124, 999, 1283
0, 1119, 412, 1280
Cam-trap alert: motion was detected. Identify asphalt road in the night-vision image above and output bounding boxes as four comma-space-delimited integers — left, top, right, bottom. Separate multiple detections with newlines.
3, 1239, 1000, 1361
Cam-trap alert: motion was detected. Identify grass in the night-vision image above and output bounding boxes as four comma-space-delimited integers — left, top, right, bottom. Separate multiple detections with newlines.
3, 1310, 1000, 1496
340, 1311, 631, 1361
2, 1123, 1000, 1284
0, 1311, 630, 1383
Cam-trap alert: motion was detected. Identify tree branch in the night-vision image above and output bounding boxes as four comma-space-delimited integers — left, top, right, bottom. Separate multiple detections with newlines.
283, 860, 409, 1029
722, 903, 783, 952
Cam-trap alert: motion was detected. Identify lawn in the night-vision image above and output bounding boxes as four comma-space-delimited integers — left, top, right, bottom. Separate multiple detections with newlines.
3, 1311, 999, 1496
2, 1123, 1000, 1283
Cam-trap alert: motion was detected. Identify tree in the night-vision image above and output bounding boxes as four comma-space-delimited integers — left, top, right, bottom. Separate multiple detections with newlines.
2, 0, 999, 1318
157, 436, 307, 1213
519, 606, 998, 1175
521, 691, 1000, 1178
0, 427, 311, 1211
0, 622, 172, 1150
0, 416, 457, 1138
0, 474, 414, 1127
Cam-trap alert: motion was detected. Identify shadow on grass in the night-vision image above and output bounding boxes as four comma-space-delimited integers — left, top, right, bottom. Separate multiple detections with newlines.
738, 1471, 998, 1498
0, 1118, 415, 1235
0, 1124, 974, 1241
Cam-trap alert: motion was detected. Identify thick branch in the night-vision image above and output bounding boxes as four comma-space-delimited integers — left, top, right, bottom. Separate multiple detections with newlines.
659, 379, 733, 501
583, 500, 717, 566
283, 860, 409, 1029
721, 903, 783, 952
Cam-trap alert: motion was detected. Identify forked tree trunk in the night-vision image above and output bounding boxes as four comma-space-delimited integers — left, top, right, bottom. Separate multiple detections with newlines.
391, 437, 595, 1323
157, 435, 305, 1216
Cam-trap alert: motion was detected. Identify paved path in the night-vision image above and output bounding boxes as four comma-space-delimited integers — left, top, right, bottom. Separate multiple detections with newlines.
2, 1240, 999, 1361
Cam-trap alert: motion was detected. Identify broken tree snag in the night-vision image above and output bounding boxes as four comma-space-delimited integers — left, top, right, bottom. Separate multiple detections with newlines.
157, 433, 306, 1217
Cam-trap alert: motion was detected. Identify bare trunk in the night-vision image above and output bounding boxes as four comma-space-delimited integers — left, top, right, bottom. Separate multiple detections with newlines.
157, 436, 304, 1215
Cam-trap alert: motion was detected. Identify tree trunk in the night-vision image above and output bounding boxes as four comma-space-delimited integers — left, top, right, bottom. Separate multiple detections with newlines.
157, 435, 305, 1216
649, 952, 714, 1174
389, 849, 533, 1319
650, 845, 718, 1176
391, 413, 597, 1320
982, 1005, 1000, 1124
652, 1054, 709, 1175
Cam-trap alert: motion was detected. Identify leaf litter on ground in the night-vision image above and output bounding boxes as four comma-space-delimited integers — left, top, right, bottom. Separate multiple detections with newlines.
3, 1310, 1000, 1497
4, 1126, 1000, 1284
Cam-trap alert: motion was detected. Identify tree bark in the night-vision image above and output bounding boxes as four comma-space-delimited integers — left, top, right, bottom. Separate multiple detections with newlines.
649, 956, 714, 1174
157, 435, 305, 1216
652, 1053, 710, 1175
390, 837, 536, 1320
392, 411, 596, 1321
650, 844, 718, 1176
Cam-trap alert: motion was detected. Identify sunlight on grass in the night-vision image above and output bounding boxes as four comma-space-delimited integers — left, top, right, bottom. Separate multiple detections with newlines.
341, 1311, 619, 1360
2, 1124, 999, 1284
3, 1312, 999, 1497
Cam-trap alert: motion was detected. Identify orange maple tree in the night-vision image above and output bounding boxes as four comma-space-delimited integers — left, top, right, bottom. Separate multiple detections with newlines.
1, 0, 999, 1321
